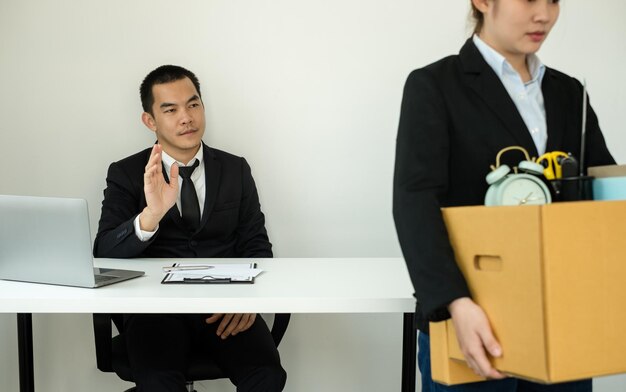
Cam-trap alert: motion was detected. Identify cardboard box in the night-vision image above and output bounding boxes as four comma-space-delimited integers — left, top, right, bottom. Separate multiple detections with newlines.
431, 200, 626, 385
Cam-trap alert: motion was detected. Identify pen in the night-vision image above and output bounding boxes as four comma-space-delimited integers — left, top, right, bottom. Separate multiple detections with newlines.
183, 277, 232, 283
162, 265, 215, 272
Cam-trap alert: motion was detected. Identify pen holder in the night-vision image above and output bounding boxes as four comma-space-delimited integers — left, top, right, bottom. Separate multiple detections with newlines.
549, 176, 594, 202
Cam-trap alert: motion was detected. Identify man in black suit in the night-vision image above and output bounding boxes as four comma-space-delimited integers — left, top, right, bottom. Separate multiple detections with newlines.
94, 65, 286, 392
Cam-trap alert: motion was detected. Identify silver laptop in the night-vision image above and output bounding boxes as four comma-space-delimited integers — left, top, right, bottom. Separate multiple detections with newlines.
0, 195, 144, 288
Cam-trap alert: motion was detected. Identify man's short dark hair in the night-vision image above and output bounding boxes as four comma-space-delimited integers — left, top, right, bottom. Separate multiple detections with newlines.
140, 65, 202, 115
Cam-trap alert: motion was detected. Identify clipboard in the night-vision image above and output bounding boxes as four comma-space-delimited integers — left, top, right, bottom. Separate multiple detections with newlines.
161, 262, 259, 284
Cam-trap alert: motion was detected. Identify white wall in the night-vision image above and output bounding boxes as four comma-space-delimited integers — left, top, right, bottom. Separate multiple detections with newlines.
0, 1, 625, 391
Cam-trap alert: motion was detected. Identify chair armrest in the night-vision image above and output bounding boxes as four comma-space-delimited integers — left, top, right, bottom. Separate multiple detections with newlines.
270, 313, 290, 346
93, 313, 114, 372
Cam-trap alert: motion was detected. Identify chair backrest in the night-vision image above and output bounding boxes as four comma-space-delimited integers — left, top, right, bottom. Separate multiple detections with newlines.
270, 313, 290, 346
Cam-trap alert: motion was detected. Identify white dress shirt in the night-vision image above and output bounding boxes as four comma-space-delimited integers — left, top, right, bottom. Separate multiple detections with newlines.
134, 146, 206, 241
473, 35, 548, 156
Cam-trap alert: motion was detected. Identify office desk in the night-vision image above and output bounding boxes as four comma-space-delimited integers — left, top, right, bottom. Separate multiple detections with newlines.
0, 258, 416, 392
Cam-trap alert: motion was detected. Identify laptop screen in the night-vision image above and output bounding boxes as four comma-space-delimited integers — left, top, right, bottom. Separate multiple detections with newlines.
0, 195, 97, 287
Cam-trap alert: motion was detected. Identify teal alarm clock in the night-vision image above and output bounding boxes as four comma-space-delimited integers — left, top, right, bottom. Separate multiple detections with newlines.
485, 146, 552, 206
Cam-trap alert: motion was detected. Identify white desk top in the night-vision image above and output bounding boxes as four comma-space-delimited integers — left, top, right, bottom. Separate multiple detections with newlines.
0, 258, 415, 314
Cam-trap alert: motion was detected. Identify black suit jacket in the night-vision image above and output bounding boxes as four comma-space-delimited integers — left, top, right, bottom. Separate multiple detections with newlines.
93, 143, 272, 259
393, 39, 615, 331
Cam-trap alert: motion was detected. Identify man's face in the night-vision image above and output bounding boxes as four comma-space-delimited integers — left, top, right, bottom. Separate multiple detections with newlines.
142, 77, 206, 162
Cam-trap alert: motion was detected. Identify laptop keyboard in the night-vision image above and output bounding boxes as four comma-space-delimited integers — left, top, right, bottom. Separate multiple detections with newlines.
95, 274, 118, 284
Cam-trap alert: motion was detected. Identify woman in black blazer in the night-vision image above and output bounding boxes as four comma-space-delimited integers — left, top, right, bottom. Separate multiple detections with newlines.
393, 1, 614, 391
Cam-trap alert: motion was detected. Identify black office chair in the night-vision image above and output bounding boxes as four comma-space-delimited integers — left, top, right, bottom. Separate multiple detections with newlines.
93, 313, 290, 392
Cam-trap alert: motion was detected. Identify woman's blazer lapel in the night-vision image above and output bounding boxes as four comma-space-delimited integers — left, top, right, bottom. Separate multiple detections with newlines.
458, 39, 539, 157
542, 70, 567, 152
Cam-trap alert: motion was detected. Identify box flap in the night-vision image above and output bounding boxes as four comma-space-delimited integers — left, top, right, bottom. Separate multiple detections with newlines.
430, 320, 484, 385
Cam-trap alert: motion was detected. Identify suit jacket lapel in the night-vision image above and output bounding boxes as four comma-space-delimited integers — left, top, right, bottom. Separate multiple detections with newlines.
542, 69, 565, 152
459, 39, 539, 157
199, 143, 221, 230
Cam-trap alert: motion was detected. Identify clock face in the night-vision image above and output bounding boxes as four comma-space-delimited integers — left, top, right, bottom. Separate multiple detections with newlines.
498, 175, 551, 205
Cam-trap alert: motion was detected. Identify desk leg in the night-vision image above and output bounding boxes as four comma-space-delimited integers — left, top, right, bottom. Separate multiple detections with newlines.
401, 313, 416, 392
17, 313, 35, 392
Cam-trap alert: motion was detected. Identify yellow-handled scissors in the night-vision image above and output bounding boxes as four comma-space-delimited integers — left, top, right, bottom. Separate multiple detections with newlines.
537, 151, 569, 180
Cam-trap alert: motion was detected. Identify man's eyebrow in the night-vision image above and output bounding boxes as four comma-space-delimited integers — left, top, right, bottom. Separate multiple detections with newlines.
158, 95, 199, 110
159, 102, 176, 109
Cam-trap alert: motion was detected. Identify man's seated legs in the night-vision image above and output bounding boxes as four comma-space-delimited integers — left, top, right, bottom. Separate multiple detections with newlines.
192, 314, 286, 392
124, 314, 191, 392
123, 314, 285, 392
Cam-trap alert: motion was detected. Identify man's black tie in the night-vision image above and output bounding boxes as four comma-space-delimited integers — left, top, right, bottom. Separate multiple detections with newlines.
178, 160, 201, 231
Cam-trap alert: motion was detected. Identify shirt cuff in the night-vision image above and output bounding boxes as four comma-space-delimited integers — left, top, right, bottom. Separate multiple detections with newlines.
133, 215, 157, 242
